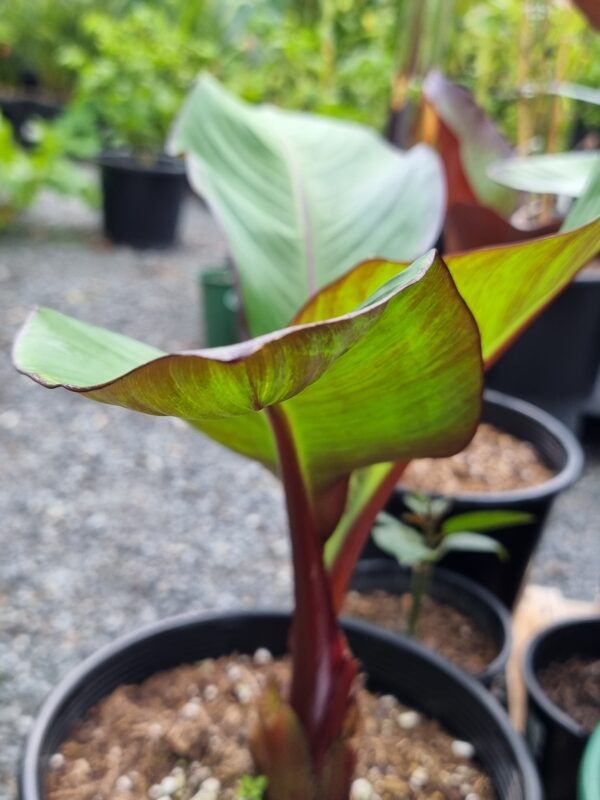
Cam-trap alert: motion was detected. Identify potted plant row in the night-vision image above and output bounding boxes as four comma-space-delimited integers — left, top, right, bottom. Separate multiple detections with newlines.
13, 77, 600, 799
57, 6, 215, 249
420, 70, 600, 433
524, 616, 600, 800
371, 390, 584, 609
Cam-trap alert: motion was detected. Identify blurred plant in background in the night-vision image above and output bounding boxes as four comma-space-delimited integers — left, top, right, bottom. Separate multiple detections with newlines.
447, 0, 600, 152
57, 5, 217, 160
0, 0, 598, 189
0, 115, 97, 231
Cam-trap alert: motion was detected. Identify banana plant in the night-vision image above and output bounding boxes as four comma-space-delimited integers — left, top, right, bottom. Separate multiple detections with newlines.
15, 249, 484, 799
13, 75, 600, 797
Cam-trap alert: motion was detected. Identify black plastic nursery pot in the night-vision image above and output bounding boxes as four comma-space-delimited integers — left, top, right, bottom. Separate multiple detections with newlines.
524, 617, 600, 800
99, 153, 187, 249
0, 96, 62, 146
20, 611, 541, 800
579, 723, 600, 800
377, 389, 584, 609
486, 267, 600, 434
348, 561, 512, 698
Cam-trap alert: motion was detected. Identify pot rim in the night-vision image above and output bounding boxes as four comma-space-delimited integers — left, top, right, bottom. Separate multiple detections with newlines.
97, 151, 186, 175
396, 389, 583, 505
21, 609, 541, 800
523, 616, 600, 741
348, 560, 512, 684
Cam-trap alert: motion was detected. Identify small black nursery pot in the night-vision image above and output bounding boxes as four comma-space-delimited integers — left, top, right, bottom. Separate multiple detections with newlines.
20, 611, 540, 800
348, 560, 512, 700
99, 153, 187, 249
377, 390, 583, 608
0, 96, 62, 146
487, 268, 600, 434
524, 617, 600, 800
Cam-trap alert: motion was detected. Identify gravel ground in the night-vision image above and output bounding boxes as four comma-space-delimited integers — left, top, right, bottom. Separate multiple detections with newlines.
0, 193, 598, 800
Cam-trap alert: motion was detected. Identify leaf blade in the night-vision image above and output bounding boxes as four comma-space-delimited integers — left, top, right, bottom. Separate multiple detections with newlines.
170, 74, 445, 336
14, 250, 483, 498
442, 510, 535, 535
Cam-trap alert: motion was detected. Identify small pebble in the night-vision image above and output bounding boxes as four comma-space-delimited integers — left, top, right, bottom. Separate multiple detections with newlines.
203, 684, 218, 701
180, 700, 201, 719
191, 777, 221, 800
350, 777, 374, 800
148, 722, 164, 740
226, 665, 242, 682
159, 775, 180, 795
466, 794, 481, 800
253, 647, 273, 665
115, 775, 133, 792
409, 766, 429, 789
235, 682, 254, 703
398, 710, 420, 730
452, 739, 476, 759
49, 753, 65, 770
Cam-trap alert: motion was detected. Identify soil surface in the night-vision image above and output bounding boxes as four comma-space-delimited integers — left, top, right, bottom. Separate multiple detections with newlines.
48, 653, 495, 800
401, 423, 555, 495
343, 591, 498, 675
537, 656, 600, 732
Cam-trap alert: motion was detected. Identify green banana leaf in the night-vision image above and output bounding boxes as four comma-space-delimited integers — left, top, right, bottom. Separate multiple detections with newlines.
300, 216, 600, 369
14, 250, 483, 507
488, 151, 599, 197
324, 214, 600, 577
169, 74, 445, 337
562, 158, 600, 232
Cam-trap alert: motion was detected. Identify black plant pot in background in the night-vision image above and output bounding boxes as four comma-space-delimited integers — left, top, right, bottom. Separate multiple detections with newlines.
20, 611, 541, 800
0, 96, 62, 146
348, 561, 512, 700
524, 617, 600, 800
487, 268, 600, 434
369, 390, 584, 609
100, 154, 187, 249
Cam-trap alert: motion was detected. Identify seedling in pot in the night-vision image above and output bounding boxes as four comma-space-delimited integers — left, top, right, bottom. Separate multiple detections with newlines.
373, 496, 533, 636
13, 77, 600, 799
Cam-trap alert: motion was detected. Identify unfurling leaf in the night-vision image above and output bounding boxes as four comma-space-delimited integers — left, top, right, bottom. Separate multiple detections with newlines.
250, 682, 356, 800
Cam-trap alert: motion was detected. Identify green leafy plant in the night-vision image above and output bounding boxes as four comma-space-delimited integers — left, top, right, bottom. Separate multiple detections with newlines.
0, 0, 133, 98
372, 496, 533, 636
13, 80, 600, 797
238, 774, 268, 800
0, 113, 97, 229
58, 5, 217, 159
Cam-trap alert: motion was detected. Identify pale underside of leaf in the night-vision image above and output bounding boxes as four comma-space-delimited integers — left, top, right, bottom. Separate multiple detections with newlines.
170, 74, 445, 336
488, 151, 600, 198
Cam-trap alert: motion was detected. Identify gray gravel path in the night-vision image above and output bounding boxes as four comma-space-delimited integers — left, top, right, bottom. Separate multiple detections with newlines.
0, 193, 598, 800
